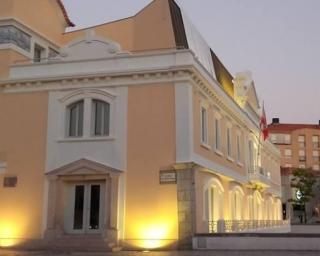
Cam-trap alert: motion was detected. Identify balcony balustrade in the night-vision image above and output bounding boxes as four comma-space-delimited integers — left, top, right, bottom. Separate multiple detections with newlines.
208, 219, 290, 233
248, 165, 271, 187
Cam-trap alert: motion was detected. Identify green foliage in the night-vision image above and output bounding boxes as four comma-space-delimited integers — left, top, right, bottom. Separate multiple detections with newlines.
289, 168, 316, 205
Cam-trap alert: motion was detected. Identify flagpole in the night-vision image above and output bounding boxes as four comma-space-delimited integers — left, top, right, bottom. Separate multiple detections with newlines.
257, 101, 264, 169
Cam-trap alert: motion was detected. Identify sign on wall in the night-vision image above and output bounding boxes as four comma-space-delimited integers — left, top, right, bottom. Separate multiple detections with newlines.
159, 170, 177, 184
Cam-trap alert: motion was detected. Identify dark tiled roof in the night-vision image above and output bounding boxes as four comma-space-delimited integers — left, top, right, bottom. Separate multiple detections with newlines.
56, 0, 75, 27
268, 123, 320, 133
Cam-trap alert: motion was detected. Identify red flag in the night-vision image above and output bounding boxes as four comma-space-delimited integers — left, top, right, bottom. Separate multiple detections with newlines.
259, 104, 269, 141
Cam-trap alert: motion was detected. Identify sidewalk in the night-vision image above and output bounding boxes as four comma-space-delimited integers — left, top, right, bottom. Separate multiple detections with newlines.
1, 250, 320, 256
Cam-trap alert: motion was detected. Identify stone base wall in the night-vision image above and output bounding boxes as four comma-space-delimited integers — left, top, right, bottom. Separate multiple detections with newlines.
176, 167, 196, 249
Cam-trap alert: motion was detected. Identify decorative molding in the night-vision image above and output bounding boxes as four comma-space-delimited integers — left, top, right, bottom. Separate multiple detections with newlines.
46, 158, 122, 176
59, 88, 116, 103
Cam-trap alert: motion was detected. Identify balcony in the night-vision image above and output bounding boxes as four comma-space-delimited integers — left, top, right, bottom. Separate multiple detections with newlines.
248, 166, 271, 187
209, 219, 291, 233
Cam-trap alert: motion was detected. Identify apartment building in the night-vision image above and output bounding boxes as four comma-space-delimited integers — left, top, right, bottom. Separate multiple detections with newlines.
0, 0, 286, 251
269, 118, 320, 221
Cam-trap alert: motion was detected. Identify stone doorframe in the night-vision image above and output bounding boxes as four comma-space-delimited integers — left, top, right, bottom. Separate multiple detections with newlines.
44, 158, 122, 243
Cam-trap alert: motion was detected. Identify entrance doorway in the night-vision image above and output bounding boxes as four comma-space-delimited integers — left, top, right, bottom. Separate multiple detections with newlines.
65, 182, 105, 234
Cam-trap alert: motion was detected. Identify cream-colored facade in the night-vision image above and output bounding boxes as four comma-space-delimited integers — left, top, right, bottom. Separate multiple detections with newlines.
0, 0, 287, 251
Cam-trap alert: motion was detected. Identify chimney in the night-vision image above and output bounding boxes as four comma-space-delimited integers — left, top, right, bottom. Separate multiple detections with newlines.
272, 118, 280, 124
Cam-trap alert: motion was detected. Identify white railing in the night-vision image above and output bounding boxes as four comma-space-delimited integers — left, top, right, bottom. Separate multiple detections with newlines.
248, 165, 269, 176
248, 166, 271, 186
209, 219, 290, 233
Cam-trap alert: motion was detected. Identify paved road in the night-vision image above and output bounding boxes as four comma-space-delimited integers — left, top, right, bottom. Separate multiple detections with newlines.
1, 250, 320, 256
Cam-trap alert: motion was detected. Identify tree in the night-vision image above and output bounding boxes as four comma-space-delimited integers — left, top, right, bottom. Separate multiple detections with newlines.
288, 168, 317, 223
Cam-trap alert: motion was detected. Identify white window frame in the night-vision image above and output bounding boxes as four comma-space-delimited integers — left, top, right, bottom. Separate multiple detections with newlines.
203, 178, 224, 223
214, 111, 222, 155
226, 122, 233, 161
60, 89, 115, 141
248, 140, 256, 170
66, 100, 84, 137
200, 105, 209, 146
236, 131, 242, 165
91, 99, 111, 137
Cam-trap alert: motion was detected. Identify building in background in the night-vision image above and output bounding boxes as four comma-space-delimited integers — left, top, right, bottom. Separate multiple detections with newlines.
0, 0, 287, 251
269, 118, 320, 222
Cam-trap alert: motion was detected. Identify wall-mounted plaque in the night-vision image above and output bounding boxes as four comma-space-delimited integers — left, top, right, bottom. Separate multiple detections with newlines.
3, 176, 18, 188
160, 170, 177, 184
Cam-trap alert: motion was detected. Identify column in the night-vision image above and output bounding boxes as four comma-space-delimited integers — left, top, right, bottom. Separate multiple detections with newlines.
106, 173, 120, 242
44, 176, 58, 240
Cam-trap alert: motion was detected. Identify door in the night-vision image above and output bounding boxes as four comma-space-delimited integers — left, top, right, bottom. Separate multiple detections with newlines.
65, 182, 105, 234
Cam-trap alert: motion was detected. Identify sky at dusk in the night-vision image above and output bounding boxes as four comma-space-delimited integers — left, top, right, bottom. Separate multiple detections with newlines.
62, 0, 320, 124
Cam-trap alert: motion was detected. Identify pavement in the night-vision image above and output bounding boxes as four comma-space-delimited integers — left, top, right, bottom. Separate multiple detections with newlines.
1, 250, 320, 256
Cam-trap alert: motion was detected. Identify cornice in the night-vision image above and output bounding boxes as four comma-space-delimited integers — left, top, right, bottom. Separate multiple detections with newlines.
0, 68, 193, 93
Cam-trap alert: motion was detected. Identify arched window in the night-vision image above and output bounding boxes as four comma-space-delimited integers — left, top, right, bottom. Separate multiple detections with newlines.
67, 100, 84, 137
92, 99, 110, 136
203, 178, 224, 223
253, 190, 263, 220
248, 195, 254, 220
229, 185, 244, 220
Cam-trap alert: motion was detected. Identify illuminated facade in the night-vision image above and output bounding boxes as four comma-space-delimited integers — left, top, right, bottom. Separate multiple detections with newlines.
0, 0, 286, 251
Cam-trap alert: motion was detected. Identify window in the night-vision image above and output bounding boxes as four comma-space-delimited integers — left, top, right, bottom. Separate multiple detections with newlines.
299, 164, 306, 169
236, 134, 241, 163
34, 44, 45, 62
49, 48, 59, 59
214, 118, 221, 151
313, 151, 320, 162
0, 25, 31, 51
284, 134, 291, 144
299, 149, 306, 162
204, 187, 213, 222
284, 149, 292, 159
312, 135, 319, 149
270, 134, 291, 144
67, 100, 84, 137
92, 100, 110, 136
227, 127, 232, 158
200, 107, 208, 144
285, 163, 292, 168
313, 165, 320, 171
298, 135, 306, 148
203, 179, 224, 230
3, 176, 17, 188
248, 140, 254, 170
230, 190, 243, 220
